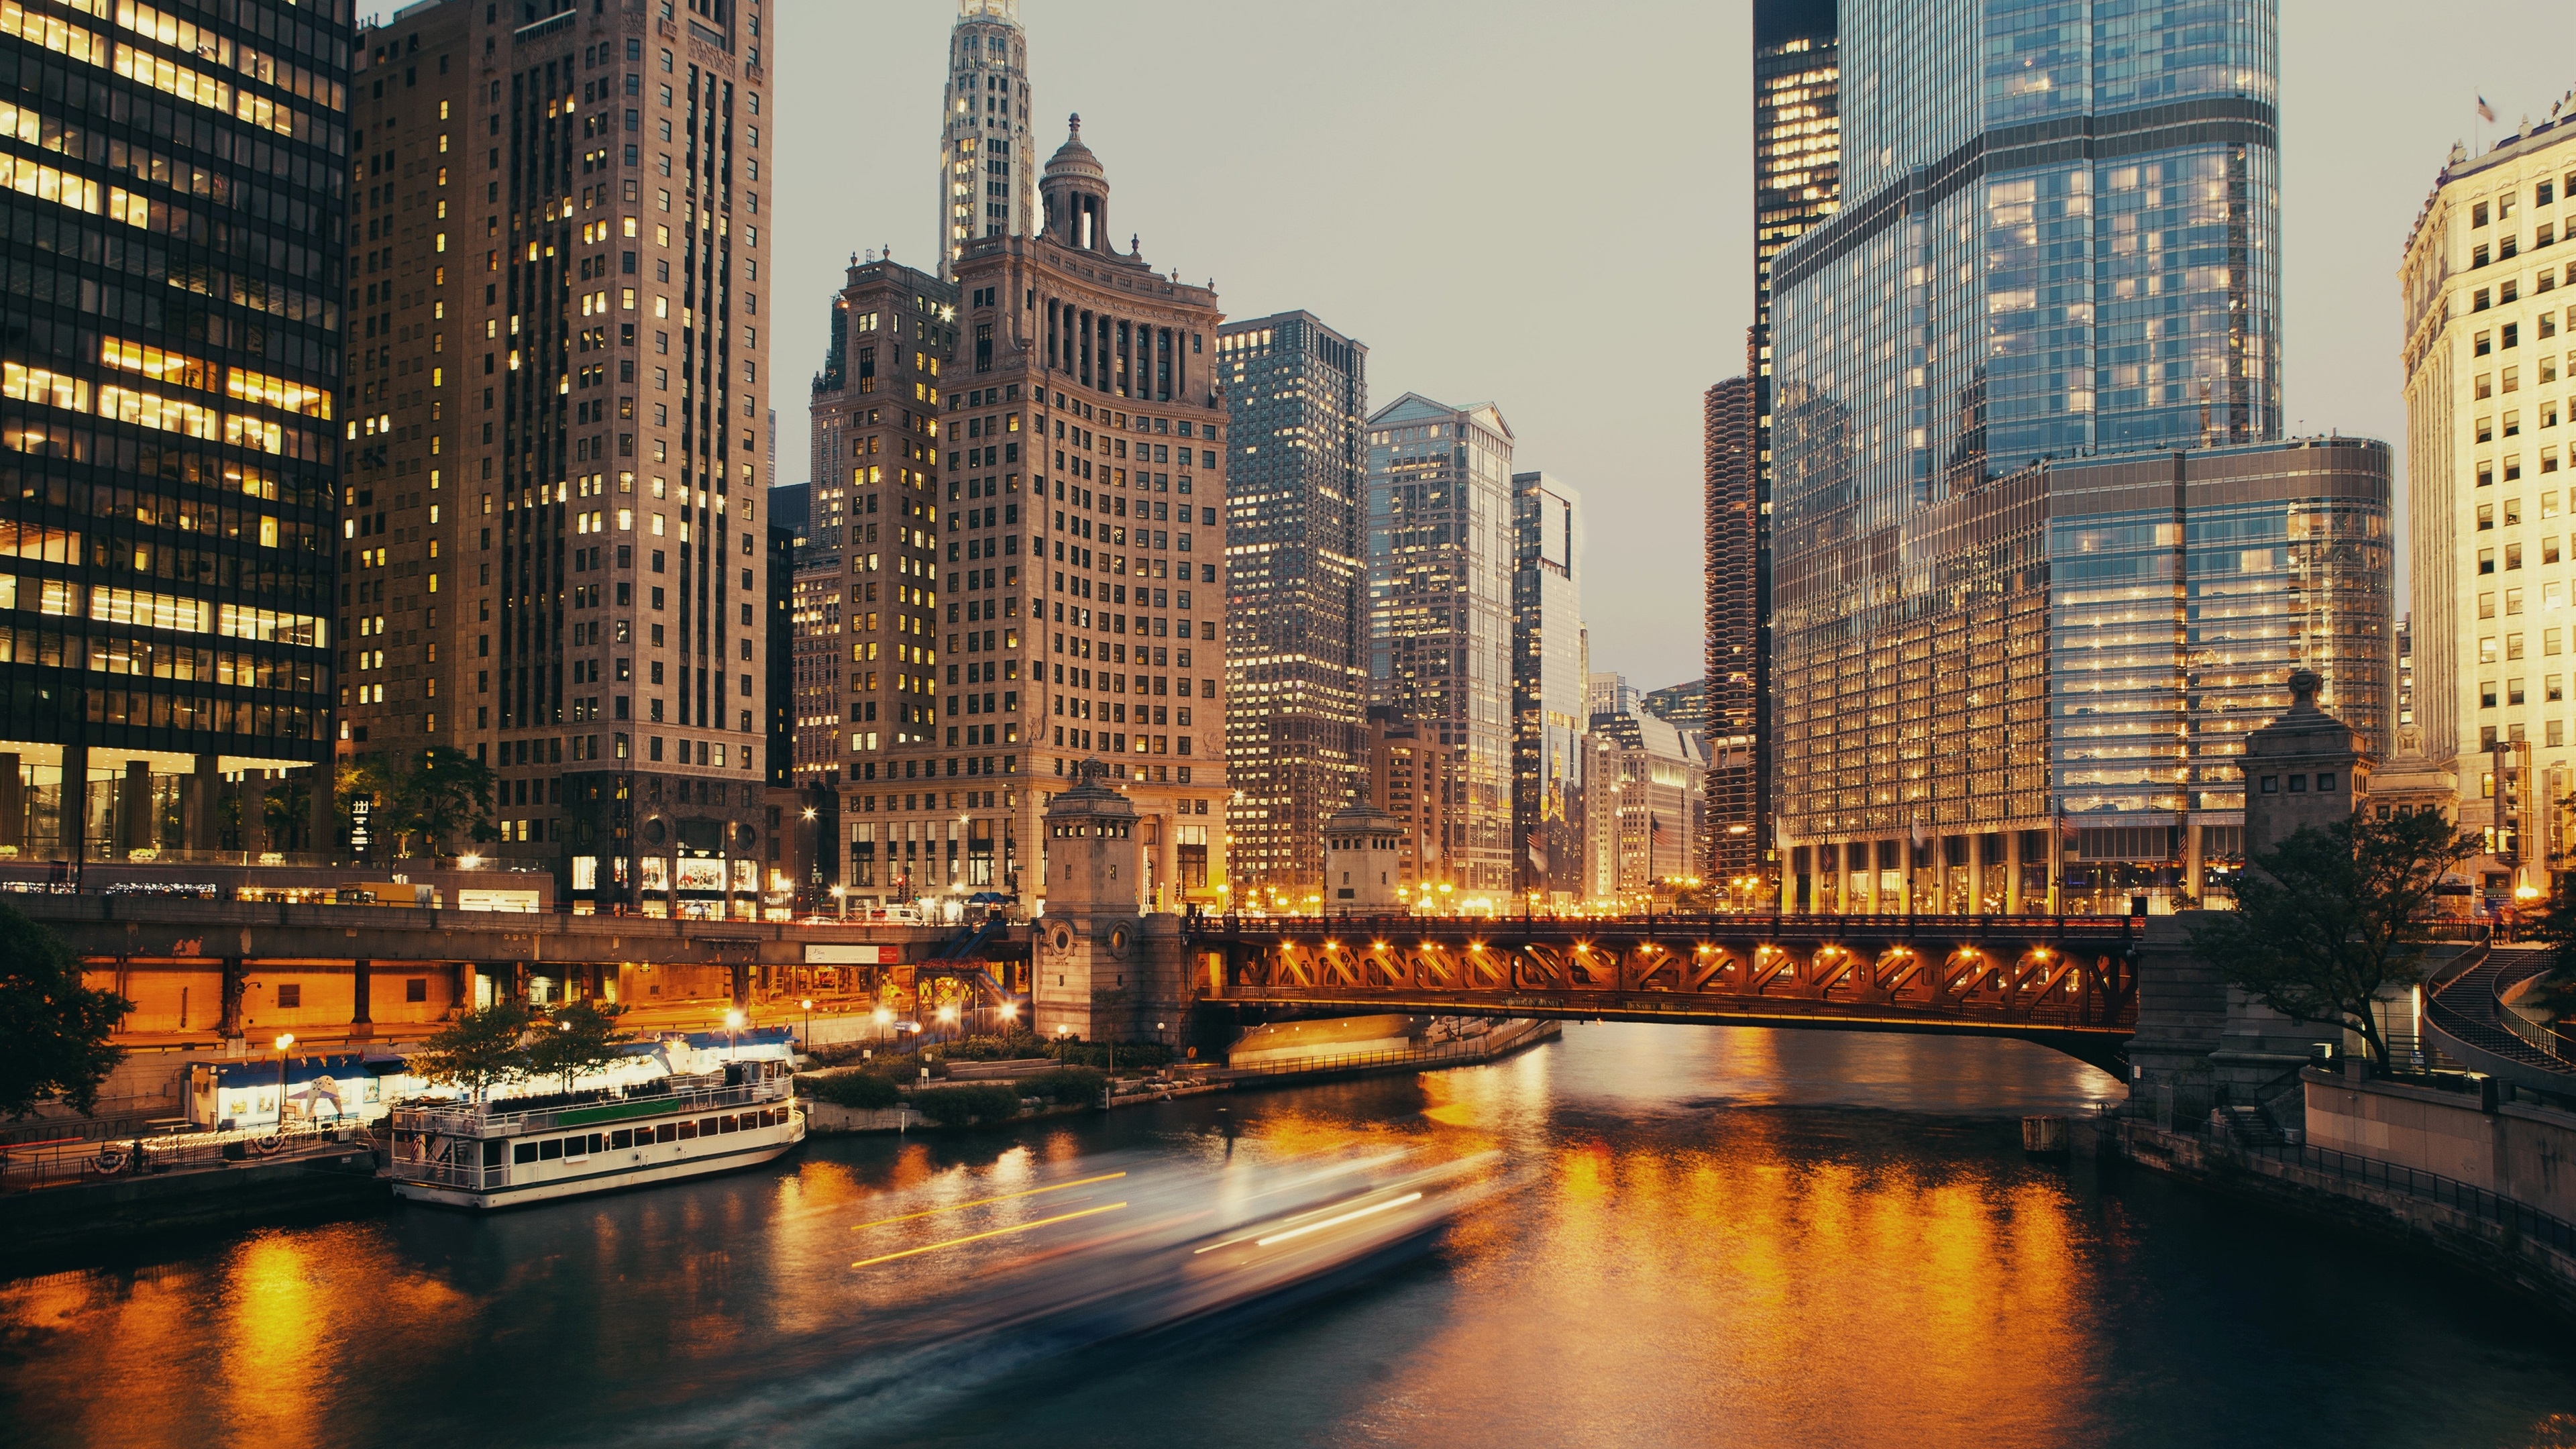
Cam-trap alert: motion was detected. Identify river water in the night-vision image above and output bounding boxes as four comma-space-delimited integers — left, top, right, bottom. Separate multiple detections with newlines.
5, 1023, 2574, 1449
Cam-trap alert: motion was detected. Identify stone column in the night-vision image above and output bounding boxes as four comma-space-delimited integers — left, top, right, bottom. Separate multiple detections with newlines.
351, 957, 372, 1027
188, 754, 219, 853
2004, 829, 2024, 914
60, 741, 88, 860
0, 751, 21, 851
239, 771, 269, 859
119, 759, 152, 853
219, 956, 246, 1037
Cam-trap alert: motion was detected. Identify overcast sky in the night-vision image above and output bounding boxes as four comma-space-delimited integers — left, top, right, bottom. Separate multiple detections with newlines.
769, 1, 2571, 691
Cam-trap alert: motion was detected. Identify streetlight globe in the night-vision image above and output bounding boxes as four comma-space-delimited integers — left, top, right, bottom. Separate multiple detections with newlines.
274, 1032, 294, 1052
1000, 1001, 1019, 1020
874, 1008, 892, 1024
724, 1008, 746, 1030
801, 998, 814, 1011
937, 1005, 958, 1024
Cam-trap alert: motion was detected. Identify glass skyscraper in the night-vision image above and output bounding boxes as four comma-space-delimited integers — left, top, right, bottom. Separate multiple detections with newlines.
1768, 0, 2390, 915
0, 0, 352, 866
1511, 469, 1582, 900
1366, 393, 1513, 895
1221, 311, 1368, 897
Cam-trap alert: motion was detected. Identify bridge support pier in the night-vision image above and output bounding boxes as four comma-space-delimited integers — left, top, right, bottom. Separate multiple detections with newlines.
219, 956, 244, 1038
351, 957, 372, 1032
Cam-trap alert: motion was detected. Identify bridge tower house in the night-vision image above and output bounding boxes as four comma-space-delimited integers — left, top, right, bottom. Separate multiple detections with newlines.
1036, 760, 1145, 1045
1323, 800, 1406, 914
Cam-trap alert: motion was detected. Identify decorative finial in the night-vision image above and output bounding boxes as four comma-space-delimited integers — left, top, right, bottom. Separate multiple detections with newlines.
1068, 111, 1081, 136
1078, 757, 1109, 783
2288, 669, 2322, 709
1130, 233, 1140, 256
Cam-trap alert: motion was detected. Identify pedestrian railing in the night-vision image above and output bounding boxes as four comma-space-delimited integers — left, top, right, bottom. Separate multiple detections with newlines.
2496, 1006, 2576, 1066
2125, 1118, 2576, 1258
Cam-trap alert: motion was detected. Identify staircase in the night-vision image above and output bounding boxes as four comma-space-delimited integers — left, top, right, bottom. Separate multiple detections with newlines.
2428, 947, 2572, 1077
2221, 1104, 2287, 1148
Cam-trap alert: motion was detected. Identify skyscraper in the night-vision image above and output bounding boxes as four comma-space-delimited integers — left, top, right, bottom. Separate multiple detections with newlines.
1702, 377, 1758, 885
333, 0, 777, 915
816, 117, 1233, 911
1767, 0, 2389, 916
1707, 1, 1839, 904
1511, 470, 1582, 901
1219, 311, 1367, 898
938, 0, 1035, 282
0, 0, 353, 865
2401, 111, 2576, 899
1366, 394, 1513, 894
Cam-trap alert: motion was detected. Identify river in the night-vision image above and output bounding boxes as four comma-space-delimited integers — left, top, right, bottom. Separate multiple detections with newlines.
4, 1022, 2573, 1448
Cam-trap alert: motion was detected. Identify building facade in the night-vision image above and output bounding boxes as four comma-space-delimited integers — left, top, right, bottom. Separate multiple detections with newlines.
333, 0, 777, 916
0, 0, 354, 865
1510, 469, 1582, 902
1580, 708, 1708, 906
814, 117, 1232, 911
2401, 111, 2576, 898
1365, 392, 1513, 896
1360, 706, 1458, 907
1703, 377, 1758, 885
936, 0, 1034, 282
1220, 310, 1367, 898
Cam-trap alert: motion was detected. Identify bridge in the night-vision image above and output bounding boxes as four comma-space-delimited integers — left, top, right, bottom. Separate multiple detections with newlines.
1191, 913, 2141, 1075
13, 894, 2138, 1073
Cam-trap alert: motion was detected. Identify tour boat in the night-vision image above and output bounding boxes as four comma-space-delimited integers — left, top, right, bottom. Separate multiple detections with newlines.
383, 1060, 806, 1208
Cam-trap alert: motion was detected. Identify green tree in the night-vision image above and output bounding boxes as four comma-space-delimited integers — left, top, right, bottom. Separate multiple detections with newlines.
525, 1000, 633, 1095
0, 902, 131, 1118
2188, 810, 2478, 1069
406, 1002, 535, 1103
386, 747, 495, 862
264, 772, 315, 852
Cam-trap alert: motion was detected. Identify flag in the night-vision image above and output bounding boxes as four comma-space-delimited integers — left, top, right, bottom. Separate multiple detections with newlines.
1650, 814, 1668, 849
1525, 831, 1550, 875
2478, 94, 2498, 123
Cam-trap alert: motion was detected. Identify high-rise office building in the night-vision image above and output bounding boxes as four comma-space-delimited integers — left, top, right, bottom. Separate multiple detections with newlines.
1366, 393, 1513, 895
937, 0, 1034, 282
1702, 376, 1757, 883
0, 0, 354, 865
333, 0, 777, 916
814, 118, 1232, 910
1642, 679, 1707, 735
2401, 111, 2576, 896
1580, 706, 1707, 904
1724, 0, 1841, 897
1768, 0, 2390, 916
1511, 470, 1582, 900
1219, 311, 1367, 897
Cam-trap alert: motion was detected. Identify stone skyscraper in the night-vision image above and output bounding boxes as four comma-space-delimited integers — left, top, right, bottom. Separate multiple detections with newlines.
1366, 394, 1514, 896
1219, 311, 1367, 898
2401, 108, 2576, 900
333, 0, 777, 915
805, 118, 1232, 911
0, 0, 353, 865
938, 0, 1035, 282
1768, 0, 2390, 918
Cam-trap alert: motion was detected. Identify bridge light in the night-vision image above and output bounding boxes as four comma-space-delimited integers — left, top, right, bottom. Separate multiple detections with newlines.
1372, 941, 1389, 952
1324, 939, 1340, 951
1469, 942, 1485, 952
1697, 945, 1714, 955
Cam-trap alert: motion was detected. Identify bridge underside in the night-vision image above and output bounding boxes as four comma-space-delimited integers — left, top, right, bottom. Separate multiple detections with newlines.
1199, 921, 2137, 1076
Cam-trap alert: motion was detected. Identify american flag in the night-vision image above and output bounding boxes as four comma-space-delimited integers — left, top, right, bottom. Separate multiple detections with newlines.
1650, 814, 1668, 849
2478, 93, 2498, 123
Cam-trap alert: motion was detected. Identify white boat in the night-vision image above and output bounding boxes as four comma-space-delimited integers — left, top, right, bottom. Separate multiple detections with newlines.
383, 1062, 806, 1209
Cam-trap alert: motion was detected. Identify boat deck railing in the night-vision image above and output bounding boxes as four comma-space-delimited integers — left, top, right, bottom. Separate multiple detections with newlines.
390, 1077, 791, 1139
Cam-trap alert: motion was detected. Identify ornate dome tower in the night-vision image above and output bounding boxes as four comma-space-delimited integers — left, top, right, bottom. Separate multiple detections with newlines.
1041, 113, 1111, 253
1034, 759, 1143, 1042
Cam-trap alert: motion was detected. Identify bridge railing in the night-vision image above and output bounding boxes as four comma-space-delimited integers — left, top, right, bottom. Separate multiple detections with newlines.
1201, 912, 2141, 936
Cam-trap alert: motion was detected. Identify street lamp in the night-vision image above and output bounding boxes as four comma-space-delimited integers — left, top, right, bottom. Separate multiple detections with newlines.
874, 1006, 892, 1052
724, 1006, 745, 1063
800, 998, 814, 1051
272, 1032, 294, 1132
831, 883, 849, 920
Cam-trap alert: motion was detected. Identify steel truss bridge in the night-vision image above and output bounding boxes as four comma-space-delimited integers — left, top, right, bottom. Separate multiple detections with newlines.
1193, 913, 2141, 1075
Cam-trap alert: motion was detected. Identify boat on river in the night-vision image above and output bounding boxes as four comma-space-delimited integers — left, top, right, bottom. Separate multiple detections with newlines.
383, 1061, 805, 1208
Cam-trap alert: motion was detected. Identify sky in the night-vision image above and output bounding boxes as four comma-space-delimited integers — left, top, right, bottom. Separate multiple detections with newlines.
766, 0, 2574, 692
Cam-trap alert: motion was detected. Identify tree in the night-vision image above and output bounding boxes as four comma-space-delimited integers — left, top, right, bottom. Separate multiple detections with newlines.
0, 902, 131, 1118
386, 747, 495, 861
525, 1000, 633, 1096
2188, 810, 2477, 1069
406, 1002, 535, 1103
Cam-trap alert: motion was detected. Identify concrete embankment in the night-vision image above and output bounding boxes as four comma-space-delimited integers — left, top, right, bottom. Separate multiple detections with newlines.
0, 1150, 386, 1265
2106, 1116, 2576, 1316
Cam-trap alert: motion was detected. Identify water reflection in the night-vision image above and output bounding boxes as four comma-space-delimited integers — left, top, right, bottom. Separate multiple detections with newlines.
3, 1024, 2572, 1449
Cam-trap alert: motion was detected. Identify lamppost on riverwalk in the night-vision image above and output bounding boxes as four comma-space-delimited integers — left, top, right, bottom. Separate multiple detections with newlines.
724, 1007, 745, 1063
272, 1032, 294, 1132
800, 998, 814, 1053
